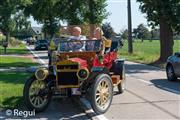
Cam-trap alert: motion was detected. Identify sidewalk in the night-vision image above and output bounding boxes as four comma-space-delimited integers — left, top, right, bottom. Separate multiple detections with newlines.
0, 51, 38, 72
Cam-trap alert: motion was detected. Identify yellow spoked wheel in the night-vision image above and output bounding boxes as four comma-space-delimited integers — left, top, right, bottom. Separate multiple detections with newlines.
23, 75, 52, 112
96, 80, 110, 110
29, 80, 48, 108
90, 74, 113, 115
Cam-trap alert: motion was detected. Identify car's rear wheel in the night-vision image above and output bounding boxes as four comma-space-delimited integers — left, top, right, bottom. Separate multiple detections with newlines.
117, 65, 126, 93
166, 64, 177, 81
90, 74, 113, 114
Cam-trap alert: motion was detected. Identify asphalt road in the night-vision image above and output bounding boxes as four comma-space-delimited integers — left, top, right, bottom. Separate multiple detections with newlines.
4, 45, 179, 120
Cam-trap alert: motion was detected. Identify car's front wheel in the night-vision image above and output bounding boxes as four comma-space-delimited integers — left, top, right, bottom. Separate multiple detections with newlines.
23, 75, 52, 112
166, 64, 177, 81
90, 74, 113, 115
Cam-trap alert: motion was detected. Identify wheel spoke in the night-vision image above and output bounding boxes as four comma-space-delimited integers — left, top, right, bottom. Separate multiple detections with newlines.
30, 96, 35, 103
39, 97, 44, 104
34, 97, 38, 106
96, 92, 101, 96
96, 96, 101, 102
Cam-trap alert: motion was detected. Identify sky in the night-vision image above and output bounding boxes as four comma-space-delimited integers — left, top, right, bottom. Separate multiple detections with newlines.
30, 0, 148, 33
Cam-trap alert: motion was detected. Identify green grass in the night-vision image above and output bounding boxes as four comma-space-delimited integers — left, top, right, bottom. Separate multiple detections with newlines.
119, 40, 180, 64
0, 72, 32, 109
0, 43, 29, 55
0, 56, 38, 67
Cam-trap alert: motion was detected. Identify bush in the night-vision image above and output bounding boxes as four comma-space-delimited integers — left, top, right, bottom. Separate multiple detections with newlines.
8, 37, 21, 47
0, 36, 22, 47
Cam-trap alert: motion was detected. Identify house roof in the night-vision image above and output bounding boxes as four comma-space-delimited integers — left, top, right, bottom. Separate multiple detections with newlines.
31, 27, 42, 35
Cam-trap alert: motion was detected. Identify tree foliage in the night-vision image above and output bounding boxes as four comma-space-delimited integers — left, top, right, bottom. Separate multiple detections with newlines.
120, 29, 128, 40
133, 24, 150, 41
85, 0, 109, 24
0, 0, 31, 40
56, 0, 85, 25
137, 0, 180, 62
102, 22, 116, 39
137, 0, 180, 31
14, 11, 31, 31
24, 0, 109, 38
0, 0, 30, 33
24, 0, 61, 38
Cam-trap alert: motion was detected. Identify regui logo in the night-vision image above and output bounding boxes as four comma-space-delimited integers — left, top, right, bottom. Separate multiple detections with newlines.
6, 109, 35, 118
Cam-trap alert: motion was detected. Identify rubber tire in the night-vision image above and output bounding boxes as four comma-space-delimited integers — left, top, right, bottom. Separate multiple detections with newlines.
90, 74, 113, 115
23, 75, 52, 112
166, 65, 177, 81
117, 65, 126, 94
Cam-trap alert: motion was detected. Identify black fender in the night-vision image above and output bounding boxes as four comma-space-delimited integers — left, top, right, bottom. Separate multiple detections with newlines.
111, 59, 125, 75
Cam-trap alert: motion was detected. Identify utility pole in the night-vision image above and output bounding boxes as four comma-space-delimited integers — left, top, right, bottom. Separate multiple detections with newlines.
127, 0, 133, 53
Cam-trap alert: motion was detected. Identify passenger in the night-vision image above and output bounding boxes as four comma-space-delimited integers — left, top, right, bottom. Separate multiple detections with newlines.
93, 27, 105, 40
86, 27, 106, 52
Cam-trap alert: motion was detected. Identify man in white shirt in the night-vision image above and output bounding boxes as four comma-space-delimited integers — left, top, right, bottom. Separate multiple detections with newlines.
69, 27, 86, 40
68, 27, 86, 51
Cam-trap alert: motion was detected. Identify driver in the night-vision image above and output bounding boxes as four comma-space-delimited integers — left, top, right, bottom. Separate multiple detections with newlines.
68, 27, 86, 51
69, 27, 86, 40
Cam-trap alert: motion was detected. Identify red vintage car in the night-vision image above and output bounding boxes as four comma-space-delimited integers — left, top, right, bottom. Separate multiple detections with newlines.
23, 26, 126, 115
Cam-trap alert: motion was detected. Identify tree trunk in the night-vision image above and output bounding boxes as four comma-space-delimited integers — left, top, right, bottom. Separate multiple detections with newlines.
141, 38, 143, 42
4, 32, 10, 54
90, 24, 96, 38
159, 17, 174, 62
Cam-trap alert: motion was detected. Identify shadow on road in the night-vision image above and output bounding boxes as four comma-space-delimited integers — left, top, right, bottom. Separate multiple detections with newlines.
150, 79, 180, 94
2, 97, 89, 120
125, 63, 163, 74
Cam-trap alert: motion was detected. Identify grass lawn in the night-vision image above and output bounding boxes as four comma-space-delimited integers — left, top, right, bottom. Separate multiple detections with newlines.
0, 56, 38, 67
0, 43, 29, 55
0, 72, 32, 109
119, 40, 180, 65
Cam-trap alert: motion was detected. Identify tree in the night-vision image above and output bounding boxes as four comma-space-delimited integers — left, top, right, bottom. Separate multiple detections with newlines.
24, 0, 61, 38
136, 24, 150, 42
12, 11, 31, 38
137, 0, 180, 62
85, 0, 109, 36
24, 0, 109, 38
0, 0, 31, 53
120, 29, 128, 40
132, 28, 138, 39
102, 22, 116, 39
56, 0, 85, 25
150, 28, 160, 40
14, 11, 31, 31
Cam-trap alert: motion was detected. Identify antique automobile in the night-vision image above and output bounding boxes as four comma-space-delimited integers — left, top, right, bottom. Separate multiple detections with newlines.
23, 29, 126, 115
166, 52, 180, 81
